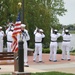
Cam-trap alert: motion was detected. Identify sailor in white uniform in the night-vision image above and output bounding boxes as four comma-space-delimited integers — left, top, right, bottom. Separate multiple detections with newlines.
17, 24, 30, 67
0, 26, 4, 52
49, 28, 61, 62
33, 28, 45, 62
6, 28, 14, 52
61, 28, 72, 61
6, 23, 14, 35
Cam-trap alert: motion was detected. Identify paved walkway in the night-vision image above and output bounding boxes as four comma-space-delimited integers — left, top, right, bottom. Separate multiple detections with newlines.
0, 54, 75, 74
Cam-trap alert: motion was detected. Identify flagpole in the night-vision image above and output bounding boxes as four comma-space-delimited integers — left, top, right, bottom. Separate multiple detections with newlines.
21, 0, 24, 24
18, 0, 24, 23
17, 1, 25, 72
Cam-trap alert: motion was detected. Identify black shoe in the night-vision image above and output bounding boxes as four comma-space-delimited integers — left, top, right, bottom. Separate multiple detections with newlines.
53, 60, 57, 62
61, 59, 64, 60
39, 61, 42, 63
68, 59, 71, 61
37, 54, 39, 55
37, 61, 44, 63
49, 59, 52, 61
33, 60, 36, 62
24, 65, 29, 67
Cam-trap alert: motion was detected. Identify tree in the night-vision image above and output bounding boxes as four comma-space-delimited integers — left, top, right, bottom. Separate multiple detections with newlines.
24, 0, 67, 48
0, 0, 67, 48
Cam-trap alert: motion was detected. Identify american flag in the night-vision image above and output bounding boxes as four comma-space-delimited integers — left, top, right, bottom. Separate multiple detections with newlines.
11, 12, 21, 52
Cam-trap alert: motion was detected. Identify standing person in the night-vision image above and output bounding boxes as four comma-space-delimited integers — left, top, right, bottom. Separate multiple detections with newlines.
0, 26, 4, 52
17, 24, 30, 67
6, 27, 14, 63
33, 28, 45, 62
61, 28, 72, 61
5, 24, 14, 51
6, 28, 14, 52
49, 28, 61, 62
6, 23, 14, 35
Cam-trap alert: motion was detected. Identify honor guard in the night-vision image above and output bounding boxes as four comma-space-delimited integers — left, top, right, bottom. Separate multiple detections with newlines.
61, 28, 72, 61
33, 28, 45, 62
0, 26, 4, 52
6, 23, 14, 35
49, 28, 61, 62
17, 24, 30, 67
6, 27, 14, 52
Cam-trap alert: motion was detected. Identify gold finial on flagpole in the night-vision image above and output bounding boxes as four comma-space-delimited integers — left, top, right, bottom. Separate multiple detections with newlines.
18, 2, 22, 8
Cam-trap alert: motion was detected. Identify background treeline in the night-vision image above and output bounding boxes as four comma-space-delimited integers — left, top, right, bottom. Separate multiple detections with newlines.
0, 0, 67, 48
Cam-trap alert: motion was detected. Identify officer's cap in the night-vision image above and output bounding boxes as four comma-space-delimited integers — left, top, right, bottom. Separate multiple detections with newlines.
0, 26, 2, 29
39, 29, 43, 32
21, 24, 26, 27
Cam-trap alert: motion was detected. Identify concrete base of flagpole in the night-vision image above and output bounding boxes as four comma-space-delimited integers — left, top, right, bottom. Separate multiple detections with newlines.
12, 72, 31, 75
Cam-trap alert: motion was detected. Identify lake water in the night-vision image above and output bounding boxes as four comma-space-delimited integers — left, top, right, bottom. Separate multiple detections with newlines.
58, 34, 75, 50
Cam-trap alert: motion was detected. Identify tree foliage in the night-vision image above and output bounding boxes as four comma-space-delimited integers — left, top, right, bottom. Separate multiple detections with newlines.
0, 0, 67, 48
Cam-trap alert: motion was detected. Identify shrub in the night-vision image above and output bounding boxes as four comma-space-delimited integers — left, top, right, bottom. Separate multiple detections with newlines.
57, 36, 63, 42
42, 48, 62, 54
70, 50, 75, 52
57, 49, 62, 54
42, 48, 50, 53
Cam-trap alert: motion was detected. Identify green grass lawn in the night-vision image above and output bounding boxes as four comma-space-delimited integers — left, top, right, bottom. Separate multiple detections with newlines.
31, 72, 75, 75
0, 72, 75, 75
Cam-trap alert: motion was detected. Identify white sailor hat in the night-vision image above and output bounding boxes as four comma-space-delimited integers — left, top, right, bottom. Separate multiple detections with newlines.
21, 24, 26, 27
11, 27, 14, 30
39, 29, 43, 32
54, 29, 57, 32
0, 26, 2, 29
65, 29, 69, 32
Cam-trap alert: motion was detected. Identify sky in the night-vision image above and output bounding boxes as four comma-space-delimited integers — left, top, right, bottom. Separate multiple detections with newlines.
58, 0, 75, 25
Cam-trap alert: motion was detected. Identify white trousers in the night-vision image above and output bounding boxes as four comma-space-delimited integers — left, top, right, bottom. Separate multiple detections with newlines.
33, 43, 42, 61
0, 40, 3, 52
23, 42, 28, 63
7, 42, 12, 52
50, 42, 57, 61
62, 42, 71, 59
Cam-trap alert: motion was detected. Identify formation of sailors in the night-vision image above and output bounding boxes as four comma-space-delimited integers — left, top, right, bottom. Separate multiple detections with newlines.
0, 23, 72, 67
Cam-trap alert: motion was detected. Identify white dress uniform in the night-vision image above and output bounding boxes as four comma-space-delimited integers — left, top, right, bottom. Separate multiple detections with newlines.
6, 26, 10, 35
0, 27, 4, 52
17, 24, 30, 66
49, 28, 61, 62
33, 28, 45, 62
6, 28, 13, 52
61, 29, 72, 60
6, 25, 14, 35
